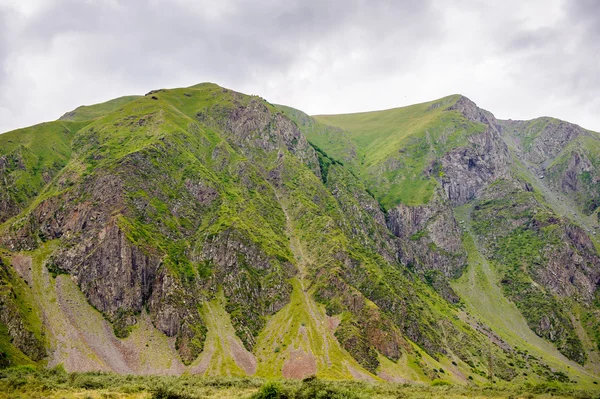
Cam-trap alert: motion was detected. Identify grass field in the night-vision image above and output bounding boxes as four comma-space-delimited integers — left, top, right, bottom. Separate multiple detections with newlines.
1, 367, 599, 399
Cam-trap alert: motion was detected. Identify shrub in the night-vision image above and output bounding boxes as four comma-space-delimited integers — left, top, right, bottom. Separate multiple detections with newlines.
152, 386, 195, 399
294, 378, 364, 399
251, 381, 288, 399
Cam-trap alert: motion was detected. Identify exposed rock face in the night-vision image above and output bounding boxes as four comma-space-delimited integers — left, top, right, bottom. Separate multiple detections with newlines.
1, 168, 209, 362
471, 182, 598, 364
387, 189, 465, 280
544, 149, 600, 213
199, 229, 293, 349
55, 219, 162, 328
448, 96, 501, 134
0, 91, 300, 365
384, 97, 510, 295
201, 96, 321, 178
537, 224, 600, 304
558, 151, 593, 193
521, 119, 588, 165
441, 97, 511, 206
474, 182, 600, 306
326, 164, 397, 264
501, 119, 600, 214
1, 85, 599, 379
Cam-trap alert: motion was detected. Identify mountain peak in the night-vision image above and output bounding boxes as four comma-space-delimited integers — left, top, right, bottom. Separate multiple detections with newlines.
0, 83, 599, 386
447, 94, 499, 131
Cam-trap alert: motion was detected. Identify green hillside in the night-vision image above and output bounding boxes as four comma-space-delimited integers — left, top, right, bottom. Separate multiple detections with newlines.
0, 83, 598, 391
312, 95, 485, 208
59, 95, 142, 122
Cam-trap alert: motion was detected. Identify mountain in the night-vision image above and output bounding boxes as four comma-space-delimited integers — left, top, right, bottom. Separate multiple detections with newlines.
0, 83, 598, 387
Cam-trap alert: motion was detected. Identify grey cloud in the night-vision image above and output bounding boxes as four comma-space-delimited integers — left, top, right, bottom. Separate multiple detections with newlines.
0, 6, 11, 82
15, 0, 437, 87
505, 28, 558, 53
0, 0, 599, 133
475, 0, 599, 121
568, 0, 600, 31
0, 5, 14, 109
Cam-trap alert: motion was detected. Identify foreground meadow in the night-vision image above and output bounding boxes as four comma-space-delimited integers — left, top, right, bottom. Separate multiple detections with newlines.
1, 367, 599, 399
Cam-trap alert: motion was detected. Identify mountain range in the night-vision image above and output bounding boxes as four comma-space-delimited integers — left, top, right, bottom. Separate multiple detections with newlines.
0, 83, 599, 387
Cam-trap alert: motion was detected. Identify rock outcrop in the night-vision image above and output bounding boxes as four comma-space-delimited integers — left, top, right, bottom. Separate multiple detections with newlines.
0, 85, 598, 380
441, 97, 511, 206
508, 118, 589, 165
387, 188, 465, 280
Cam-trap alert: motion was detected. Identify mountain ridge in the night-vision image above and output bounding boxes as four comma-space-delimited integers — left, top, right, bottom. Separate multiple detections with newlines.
0, 83, 598, 387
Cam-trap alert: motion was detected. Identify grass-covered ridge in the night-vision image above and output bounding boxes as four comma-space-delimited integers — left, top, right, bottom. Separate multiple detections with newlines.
0, 82, 599, 385
59, 95, 142, 122
311, 95, 486, 208
0, 120, 91, 222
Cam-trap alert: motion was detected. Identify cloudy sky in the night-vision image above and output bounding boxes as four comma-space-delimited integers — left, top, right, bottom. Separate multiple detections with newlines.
0, 0, 598, 133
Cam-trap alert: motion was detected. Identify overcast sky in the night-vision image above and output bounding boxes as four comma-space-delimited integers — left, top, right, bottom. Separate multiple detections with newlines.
0, 0, 599, 133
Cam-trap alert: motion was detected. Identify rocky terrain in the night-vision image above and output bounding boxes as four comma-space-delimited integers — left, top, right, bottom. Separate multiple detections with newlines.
0, 83, 598, 387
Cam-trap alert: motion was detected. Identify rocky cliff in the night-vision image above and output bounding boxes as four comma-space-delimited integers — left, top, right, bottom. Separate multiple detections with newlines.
312, 94, 600, 372
0, 84, 598, 385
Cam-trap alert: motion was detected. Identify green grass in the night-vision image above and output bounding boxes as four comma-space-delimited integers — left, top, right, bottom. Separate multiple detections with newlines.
191, 291, 253, 377
59, 95, 142, 122
314, 96, 462, 164
254, 278, 371, 380
311, 95, 486, 207
0, 120, 90, 221
276, 105, 360, 173
1, 367, 598, 399
452, 204, 599, 386
0, 325, 35, 369
1, 81, 599, 386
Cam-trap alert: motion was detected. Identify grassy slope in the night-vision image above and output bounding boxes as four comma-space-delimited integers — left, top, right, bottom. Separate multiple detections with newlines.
0, 120, 89, 218
0, 94, 144, 219
0, 86, 291, 371
451, 206, 598, 387
276, 105, 360, 173
58, 95, 142, 122
191, 291, 255, 377
255, 279, 370, 380
445, 120, 600, 384
1, 85, 373, 377
156, 86, 527, 383
0, 95, 143, 223
313, 99, 600, 384
313, 95, 486, 208
504, 130, 600, 372
0, 248, 37, 367
0, 93, 140, 222
1, 83, 598, 386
